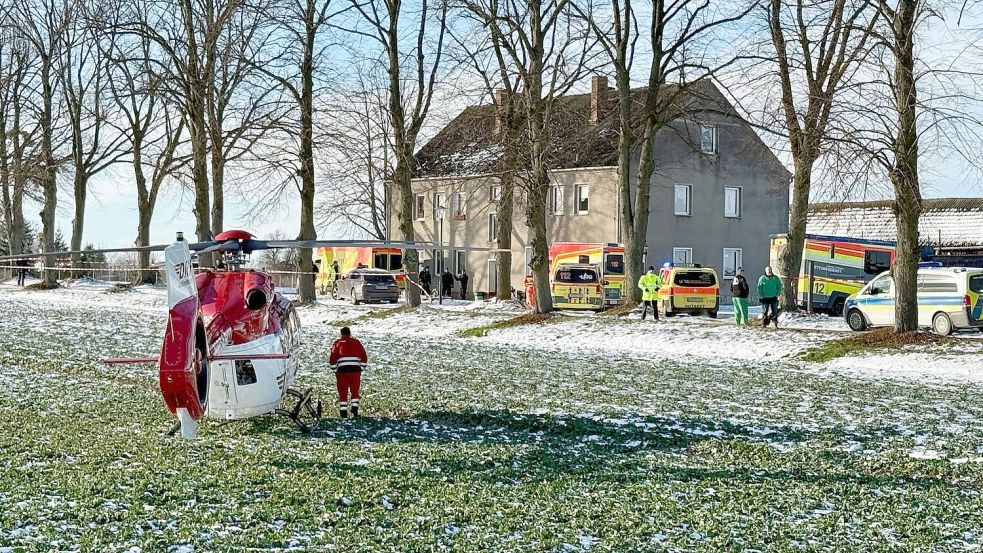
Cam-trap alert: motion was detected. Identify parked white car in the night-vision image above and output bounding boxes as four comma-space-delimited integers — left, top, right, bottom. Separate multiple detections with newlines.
844, 266, 983, 335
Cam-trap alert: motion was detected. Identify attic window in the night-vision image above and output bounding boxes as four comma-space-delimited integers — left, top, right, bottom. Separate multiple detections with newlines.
700, 124, 717, 154
490, 184, 501, 202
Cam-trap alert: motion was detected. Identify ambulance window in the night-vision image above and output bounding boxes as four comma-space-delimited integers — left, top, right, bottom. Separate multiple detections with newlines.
389, 254, 402, 271
605, 254, 624, 275
674, 271, 716, 287
864, 250, 891, 275
555, 268, 598, 283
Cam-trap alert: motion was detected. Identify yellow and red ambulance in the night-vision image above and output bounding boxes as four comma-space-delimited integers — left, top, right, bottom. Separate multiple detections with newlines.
547, 242, 627, 307
314, 247, 404, 294
658, 263, 720, 317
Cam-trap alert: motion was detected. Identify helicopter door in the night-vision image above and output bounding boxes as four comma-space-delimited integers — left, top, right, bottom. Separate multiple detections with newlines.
207, 360, 238, 418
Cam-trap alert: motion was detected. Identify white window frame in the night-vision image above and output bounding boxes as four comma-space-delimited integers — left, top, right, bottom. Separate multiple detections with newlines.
524, 246, 534, 276
574, 184, 589, 215
700, 124, 717, 154
433, 192, 446, 221
414, 194, 426, 221
723, 248, 742, 278
724, 186, 742, 218
674, 184, 692, 216
673, 247, 693, 264
489, 184, 501, 202
549, 185, 565, 215
452, 191, 467, 220
488, 213, 499, 243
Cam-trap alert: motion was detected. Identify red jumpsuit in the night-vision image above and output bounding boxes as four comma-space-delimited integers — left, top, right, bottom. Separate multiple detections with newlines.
329, 336, 368, 415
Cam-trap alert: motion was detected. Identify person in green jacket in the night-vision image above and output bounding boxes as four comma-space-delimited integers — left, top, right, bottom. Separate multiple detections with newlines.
637, 266, 663, 321
757, 265, 783, 328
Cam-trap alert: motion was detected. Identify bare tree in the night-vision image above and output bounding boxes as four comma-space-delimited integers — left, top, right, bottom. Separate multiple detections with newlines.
317, 68, 393, 241
460, 0, 596, 313
584, 0, 755, 305
102, 22, 189, 281
251, 0, 340, 304
59, 1, 130, 273
11, 0, 72, 284
349, 0, 449, 307
755, 0, 878, 312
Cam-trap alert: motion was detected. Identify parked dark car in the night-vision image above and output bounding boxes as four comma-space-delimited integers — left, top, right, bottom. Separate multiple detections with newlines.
333, 269, 399, 304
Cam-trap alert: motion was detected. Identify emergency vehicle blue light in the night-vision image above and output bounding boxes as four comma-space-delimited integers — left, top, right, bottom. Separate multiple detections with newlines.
918, 261, 943, 268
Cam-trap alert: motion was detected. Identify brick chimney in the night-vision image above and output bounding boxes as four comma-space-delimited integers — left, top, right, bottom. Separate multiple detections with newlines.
494, 89, 508, 134
590, 76, 609, 125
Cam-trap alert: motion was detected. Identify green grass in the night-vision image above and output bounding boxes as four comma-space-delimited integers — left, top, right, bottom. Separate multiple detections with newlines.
456, 312, 556, 337
800, 328, 951, 362
1, 291, 982, 551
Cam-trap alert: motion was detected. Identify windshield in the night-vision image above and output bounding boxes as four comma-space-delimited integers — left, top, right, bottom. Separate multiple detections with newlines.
555, 267, 598, 284
970, 274, 983, 294
674, 271, 716, 287
604, 254, 624, 275
363, 274, 395, 284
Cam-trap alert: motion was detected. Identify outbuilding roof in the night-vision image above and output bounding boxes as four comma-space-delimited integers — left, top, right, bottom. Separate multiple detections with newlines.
807, 198, 983, 248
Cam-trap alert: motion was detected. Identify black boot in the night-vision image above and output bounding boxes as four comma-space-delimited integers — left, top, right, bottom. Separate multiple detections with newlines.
339, 409, 348, 419
351, 405, 359, 418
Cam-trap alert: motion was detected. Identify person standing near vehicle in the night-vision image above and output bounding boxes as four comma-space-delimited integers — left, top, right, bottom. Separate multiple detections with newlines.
730, 267, 750, 326
419, 265, 432, 295
637, 266, 663, 321
329, 326, 367, 418
456, 268, 469, 300
757, 265, 783, 328
16, 257, 29, 287
440, 268, 454, 303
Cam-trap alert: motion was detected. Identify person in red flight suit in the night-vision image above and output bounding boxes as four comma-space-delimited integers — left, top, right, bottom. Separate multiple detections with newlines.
329, 326, 368, 419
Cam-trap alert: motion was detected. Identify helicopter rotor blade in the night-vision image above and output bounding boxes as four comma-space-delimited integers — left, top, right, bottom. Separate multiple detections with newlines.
0, 240, 227, 263
253, 240, 492, 252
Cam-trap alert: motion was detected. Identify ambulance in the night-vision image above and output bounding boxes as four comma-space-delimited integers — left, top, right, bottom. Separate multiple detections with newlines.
657, 263, 720, 318
547, 242, 627, 306
844, 265, 983, 335
314, 247, 404, 295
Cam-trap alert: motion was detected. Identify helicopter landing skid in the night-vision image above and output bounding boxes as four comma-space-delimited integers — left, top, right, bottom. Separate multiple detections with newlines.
275, 388, 323, 434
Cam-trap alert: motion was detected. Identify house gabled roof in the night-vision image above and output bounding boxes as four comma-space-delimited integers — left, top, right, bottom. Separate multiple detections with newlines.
807, 198, 983, 248
414, 79, 778, 179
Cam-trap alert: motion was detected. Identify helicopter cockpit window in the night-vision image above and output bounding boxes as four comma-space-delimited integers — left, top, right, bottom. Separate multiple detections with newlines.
236, 360, 257, 385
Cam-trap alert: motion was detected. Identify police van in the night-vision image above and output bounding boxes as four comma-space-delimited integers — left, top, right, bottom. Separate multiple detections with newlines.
844, 266, 983, 335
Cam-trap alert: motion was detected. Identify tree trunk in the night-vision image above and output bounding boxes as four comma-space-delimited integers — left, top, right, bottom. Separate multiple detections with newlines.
625, 116, 658, 305
70, 170, 86, 276
136, 206, 154, 284
891, 0, 920, 333
394, 150, 421, 306
778, 161, 814, 311
295, 5, 317, 305
40, 59, 58, 285
190, 105, 212, 256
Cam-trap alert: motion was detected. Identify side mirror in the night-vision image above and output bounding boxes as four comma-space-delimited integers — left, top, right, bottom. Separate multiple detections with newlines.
870, 287, 881, 296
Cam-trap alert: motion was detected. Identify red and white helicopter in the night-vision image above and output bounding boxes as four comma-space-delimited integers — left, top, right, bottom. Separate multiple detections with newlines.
1, 230, 453, 438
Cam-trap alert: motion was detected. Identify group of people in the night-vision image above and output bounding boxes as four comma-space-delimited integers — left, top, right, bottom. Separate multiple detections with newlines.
635, 264, 784, 327
418, 265, 469, 301
730, 265, 783, 327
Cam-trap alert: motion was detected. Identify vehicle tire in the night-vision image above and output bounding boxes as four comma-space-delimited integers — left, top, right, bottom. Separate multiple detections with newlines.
351, 288, 360, 305
932, 312, 953, 336
846, 309, 868, 332
389, 299, 398, 304
831, 298, 845, 317
663, 301, 675, 318
331, 284, 339, 300
707, 310, 718, 319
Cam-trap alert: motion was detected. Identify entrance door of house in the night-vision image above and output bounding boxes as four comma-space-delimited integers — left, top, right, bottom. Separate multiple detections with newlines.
487, 259, 498, 296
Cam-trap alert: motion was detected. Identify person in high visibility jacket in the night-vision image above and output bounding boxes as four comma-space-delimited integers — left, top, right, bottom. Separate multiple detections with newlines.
329, 326, 368, 418
637, 266, 663, 321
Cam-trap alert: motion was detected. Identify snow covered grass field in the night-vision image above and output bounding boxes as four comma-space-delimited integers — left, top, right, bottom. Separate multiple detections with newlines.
1, 281, 983, 551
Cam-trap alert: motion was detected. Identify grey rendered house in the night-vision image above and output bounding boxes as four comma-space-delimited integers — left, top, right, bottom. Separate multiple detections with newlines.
398, 77, 790, 301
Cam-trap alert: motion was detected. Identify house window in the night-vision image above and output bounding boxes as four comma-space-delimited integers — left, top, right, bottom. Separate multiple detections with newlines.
673, 247, 693, 264
723, 248, 742, 278
433, 193, 446, 220
549, 185, 564, 215
452, 192, 467, 220
455, 250, 467, 273
490, 184, 501, 202
414, 194, 426, 220
724, 187, 742, 218
574, 184, 589, 214
524, 246, 533, 276
674, 184, 692, 216
700, 124, 717, 154
488, 213, 498, 243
